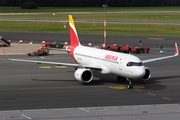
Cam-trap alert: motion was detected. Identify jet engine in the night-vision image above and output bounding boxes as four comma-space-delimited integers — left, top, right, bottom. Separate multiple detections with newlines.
74, 68, 93, 83
141, 67, 151, 81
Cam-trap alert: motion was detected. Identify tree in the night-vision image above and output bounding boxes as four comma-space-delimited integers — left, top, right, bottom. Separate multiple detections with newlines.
0, 0, 8, 6
21, 2, 38, 9
57, 0, 68, 7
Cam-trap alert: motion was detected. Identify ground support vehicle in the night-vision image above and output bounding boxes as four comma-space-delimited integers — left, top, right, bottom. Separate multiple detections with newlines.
131, 47, 141, 53
27, 48, 49, 56
109, 44, 120, 52
121, 45, 131, 53
142, 47, 150, 53
99, 44, 109, 50
41, 43, 53, 48
52, 42, 64, 48
0, 36, 10, 47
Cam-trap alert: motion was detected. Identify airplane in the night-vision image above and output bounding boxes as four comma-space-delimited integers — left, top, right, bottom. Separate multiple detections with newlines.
2, 15, 179, 89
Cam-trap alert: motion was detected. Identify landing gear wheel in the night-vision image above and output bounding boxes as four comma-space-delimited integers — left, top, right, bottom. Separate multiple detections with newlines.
128, 84, 133, 89
127, 78, 133, 89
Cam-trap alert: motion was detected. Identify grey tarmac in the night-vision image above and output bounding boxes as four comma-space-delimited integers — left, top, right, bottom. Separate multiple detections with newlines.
1, 31, 180, 47
0, 31, 180, 120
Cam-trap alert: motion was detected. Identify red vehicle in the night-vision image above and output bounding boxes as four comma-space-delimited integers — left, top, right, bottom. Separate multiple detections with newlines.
41, 43, 52, 48
131, 47, 141, 53
142, 47, 150, 53
99, 44, 109, 50
27, 48, 49, 56
121, 45, 131, 53
109, 44, 120, 52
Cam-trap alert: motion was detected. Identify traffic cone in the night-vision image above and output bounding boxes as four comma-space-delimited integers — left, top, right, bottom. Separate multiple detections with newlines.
30, 40, 34, 44
88, 43, 92, 47
18, 40, 23, 44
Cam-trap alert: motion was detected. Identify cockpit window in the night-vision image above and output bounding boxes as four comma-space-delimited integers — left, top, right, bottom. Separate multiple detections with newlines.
127, 62, 143, 67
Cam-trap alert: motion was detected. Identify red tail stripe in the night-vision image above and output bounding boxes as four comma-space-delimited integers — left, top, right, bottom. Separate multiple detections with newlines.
69, 24, 79, 47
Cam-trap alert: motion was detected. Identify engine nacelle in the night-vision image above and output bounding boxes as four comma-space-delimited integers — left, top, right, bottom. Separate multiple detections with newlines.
74, 68, 93, 83
141, 67, 151, 81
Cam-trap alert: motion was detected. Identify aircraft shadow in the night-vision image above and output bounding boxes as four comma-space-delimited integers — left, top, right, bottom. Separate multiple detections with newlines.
31, 75, 180, 90
31, 78, 76, 83
93, 74, 180, 90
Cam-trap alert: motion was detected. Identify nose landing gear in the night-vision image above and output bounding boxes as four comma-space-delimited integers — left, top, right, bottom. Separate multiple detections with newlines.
117, 76, 133, 89
127, 78, 133, 89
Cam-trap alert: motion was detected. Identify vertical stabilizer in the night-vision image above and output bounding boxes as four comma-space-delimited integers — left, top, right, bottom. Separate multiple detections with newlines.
69, 15, 81, 47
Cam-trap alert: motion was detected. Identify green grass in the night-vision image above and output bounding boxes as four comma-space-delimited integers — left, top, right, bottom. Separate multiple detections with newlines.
1, 7, 180, 36
1, 21, 180, 36
106, 13, 180, 21
1, 6, 180, 13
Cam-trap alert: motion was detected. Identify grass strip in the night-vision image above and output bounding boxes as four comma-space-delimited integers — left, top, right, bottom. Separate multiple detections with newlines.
1, 21, 180, 36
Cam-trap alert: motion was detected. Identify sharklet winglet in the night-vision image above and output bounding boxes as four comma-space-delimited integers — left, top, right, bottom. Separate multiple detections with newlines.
175, 42, 179, 55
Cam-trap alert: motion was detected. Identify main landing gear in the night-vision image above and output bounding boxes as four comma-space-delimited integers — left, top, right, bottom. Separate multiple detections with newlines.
117, 76, 133, 89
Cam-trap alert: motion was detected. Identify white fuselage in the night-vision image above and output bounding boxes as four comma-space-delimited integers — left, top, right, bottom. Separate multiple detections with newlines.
73, 46, 146, 79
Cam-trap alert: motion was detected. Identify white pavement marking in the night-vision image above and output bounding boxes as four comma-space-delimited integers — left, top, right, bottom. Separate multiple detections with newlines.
78, 108, 90, 112
21, 114, 32, 119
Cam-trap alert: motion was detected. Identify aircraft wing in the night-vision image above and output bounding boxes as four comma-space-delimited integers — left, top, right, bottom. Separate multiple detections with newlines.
7, 58, 79, 67
142, 43, 178, 63
6, 58, 102, 69
2, 46, 101, 69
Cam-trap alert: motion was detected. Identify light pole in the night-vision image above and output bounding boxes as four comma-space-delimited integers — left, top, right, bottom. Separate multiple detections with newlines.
102, 4, 108, 48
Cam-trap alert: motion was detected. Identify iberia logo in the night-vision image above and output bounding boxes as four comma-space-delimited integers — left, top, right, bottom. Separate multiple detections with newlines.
104, 55, 118, 61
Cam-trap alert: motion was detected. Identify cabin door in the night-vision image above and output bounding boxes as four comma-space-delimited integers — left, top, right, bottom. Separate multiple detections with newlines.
119, 57, 125, 71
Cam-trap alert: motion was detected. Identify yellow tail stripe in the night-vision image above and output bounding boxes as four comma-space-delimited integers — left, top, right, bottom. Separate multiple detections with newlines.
69, 15, 75, 30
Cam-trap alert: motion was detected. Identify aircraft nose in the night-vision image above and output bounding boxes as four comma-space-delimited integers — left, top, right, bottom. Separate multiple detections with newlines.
135, 67, 145, 78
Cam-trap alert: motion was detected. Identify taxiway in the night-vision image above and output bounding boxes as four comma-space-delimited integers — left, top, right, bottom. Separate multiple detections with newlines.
0, 32, 180, 120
